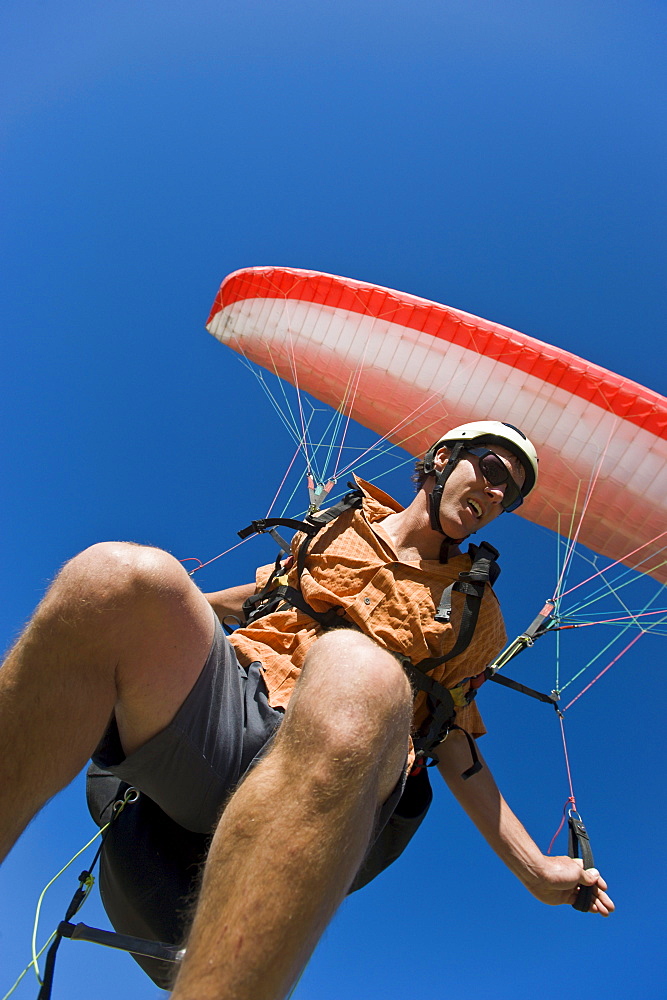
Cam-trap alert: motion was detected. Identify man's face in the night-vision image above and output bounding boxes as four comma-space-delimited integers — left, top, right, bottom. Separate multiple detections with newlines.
432, 444, 526, 538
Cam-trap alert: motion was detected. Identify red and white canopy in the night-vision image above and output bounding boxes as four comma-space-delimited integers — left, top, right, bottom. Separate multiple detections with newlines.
207, 266, 667, 585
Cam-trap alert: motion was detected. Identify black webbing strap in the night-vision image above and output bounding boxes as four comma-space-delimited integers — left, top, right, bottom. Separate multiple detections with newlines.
404, 664, 456, 746
401, 541, 501, 777
466, 600, 558, 709
238, 486, 364, 546
415, 542, 501, 677
58, 921, 185, 963
37, 934, 64, 1000
293, 487, 365, 577
568, 813, 596, 912
250, 583, 347, 629
241, 487, 364, 628
241, 494, 495, 780
402, 663, 481, 780
485, 671, 559, 707
37, 866, 101, 999
38, 918, 184, 1000
239, 512, 325, 625
448, 725, 482, 779
237, 516, 321, 541
434, 541, 500, 625
241, 562, 288, 624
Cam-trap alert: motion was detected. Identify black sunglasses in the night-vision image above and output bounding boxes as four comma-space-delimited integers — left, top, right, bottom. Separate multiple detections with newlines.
464, 447, 524, 513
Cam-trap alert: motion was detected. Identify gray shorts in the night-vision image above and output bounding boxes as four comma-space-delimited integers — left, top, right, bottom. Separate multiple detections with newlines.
90, 619, 284, 832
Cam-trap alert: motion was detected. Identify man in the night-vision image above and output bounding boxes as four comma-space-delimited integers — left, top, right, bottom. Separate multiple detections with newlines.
0, 420, 613, 1000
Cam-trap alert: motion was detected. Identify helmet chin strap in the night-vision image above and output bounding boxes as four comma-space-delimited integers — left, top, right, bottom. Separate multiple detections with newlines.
427, 441, 471, 549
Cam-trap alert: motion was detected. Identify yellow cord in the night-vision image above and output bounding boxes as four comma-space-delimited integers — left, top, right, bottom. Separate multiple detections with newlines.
30, 823, 110, 982
2, 786, 140, 999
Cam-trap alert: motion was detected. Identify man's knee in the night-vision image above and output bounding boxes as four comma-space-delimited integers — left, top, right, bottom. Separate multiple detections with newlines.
47, 541, 192, 621
282, 630, 413, 769
304, 629, 412, 706
26, 541, 212, 679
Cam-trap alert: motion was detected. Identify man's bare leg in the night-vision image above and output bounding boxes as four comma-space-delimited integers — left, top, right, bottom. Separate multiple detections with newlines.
0, 542, 215, 862
172, 630, 413, 1000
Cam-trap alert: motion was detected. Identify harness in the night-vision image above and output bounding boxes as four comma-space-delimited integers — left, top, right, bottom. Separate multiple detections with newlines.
238, 486, 503, 778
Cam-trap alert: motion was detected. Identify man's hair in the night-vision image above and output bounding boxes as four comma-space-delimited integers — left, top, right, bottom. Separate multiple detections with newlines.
412, 458, 431, 491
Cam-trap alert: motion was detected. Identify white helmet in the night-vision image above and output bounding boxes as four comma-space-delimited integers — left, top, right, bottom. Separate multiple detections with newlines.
424, 420, 538, 500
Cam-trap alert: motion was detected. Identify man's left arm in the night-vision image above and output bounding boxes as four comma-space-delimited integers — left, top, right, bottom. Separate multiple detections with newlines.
436, 731, 614, 915
205, 583, 257, 622
205, 559, 292, 624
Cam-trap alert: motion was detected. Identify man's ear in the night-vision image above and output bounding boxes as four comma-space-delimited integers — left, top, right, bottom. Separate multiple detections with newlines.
432, 445, 451, 473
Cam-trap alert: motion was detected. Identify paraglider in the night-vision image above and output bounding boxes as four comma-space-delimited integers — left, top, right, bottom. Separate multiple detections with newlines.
3, 267, 663, 1000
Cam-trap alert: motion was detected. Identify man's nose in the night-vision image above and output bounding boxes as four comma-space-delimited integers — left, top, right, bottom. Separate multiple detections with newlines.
484, 483, 505, 505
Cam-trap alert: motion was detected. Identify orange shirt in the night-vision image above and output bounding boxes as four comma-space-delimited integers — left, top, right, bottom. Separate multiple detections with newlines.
229, 480, 507, 739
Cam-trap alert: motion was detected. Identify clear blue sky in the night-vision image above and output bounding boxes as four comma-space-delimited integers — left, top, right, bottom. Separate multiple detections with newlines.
2, 2, 666, 998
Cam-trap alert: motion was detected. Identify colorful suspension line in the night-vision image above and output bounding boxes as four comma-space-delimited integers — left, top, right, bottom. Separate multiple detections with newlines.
546, 715, 596, 912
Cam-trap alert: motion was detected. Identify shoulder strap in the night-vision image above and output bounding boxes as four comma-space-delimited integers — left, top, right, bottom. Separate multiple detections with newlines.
403, 541, 501, 774
240, 486, 364, 628
417, 540, 500, 673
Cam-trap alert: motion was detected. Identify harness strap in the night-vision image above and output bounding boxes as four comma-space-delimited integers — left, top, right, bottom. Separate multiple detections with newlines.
240, 487, 364, 628
293, 487, 365, 578
403, 662, 481, 780
238, 516, 321, 540
434, 540, 499, 623
484, 671, 559, 707
59, 921, 184, 963
403, 663, 456, 742
36, 789, 141, 1000
418, 541, 501, 672
252, 583, 346, 629
402, 541, 500, 776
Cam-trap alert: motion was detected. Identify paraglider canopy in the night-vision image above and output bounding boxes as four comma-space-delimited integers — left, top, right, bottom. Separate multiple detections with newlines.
207, 266, 667, 584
